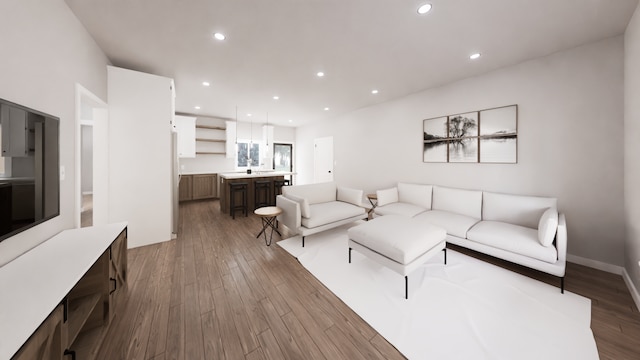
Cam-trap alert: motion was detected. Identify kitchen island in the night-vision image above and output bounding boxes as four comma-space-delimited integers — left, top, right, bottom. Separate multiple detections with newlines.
218, 171, 294, 215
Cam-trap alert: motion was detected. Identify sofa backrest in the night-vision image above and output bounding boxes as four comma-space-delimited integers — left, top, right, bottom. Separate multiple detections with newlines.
397, 183, 432, 210
432, 186, 483, 219
282, 181, 337, 205
482, 191, 557, 229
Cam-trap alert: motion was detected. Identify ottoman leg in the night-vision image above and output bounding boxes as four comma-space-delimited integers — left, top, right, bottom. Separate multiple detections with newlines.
349, 248, 352, 263
405, 276, 408, 300
443, 248, 447, 265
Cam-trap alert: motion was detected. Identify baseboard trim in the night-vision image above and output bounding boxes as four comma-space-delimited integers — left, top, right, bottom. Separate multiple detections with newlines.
623, 269, 640, 312
567, 254, 624, 275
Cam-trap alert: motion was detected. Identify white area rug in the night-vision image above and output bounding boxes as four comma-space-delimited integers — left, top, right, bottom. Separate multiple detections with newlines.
277, 224, 599, 360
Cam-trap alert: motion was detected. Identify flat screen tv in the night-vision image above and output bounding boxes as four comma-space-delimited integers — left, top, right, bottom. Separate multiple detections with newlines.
0, 98, 59, 242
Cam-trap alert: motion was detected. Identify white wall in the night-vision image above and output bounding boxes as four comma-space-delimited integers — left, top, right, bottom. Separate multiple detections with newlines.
107, 66, 173, 248
0, 0, 109, 266
624, 3, 640, 300
297, 36, 625, 266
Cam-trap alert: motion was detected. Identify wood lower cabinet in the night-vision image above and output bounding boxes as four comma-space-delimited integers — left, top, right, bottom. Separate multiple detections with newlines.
12, 305, 64, 360
3, 223, 128, 360
179, 174, 217, 201
178, 175, 192, 201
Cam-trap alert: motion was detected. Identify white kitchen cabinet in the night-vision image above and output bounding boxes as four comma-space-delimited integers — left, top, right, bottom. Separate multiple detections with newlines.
174, 115, 196, 158
0, 104, 30, 157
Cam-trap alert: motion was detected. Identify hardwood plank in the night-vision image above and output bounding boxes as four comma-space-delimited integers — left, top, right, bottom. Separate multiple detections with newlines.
184, 283, 204, 360
221, 273, 260, 354
211, 284, 246, 359
369, 334, 406, 360
256, 329, 286, 360
229, 263, 270, 335
259, 297, 304, 359
324, 325, 369, 360
165, 304, 184, 360
245, 348, 267, 360
201, 311, 225, 360
281, 311, 326, 360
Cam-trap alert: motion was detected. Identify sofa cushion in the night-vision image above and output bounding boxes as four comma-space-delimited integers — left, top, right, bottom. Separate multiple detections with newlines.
398, 183, 432, 210
374, 202, 427, 217
337, 187, 363, 207
283, 181, 336, 205
467, 221, 558, 263
301, 201, 365, 228
483, 191, 557, 229
432, 186, 482, 219
376, 187, 398, 206
286, 193, 311, 218
414, 210, 480, 239
538, 208, 559, 247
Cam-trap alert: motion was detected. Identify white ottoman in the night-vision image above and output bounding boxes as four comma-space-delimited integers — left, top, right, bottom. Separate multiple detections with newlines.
347, 215, 447, 299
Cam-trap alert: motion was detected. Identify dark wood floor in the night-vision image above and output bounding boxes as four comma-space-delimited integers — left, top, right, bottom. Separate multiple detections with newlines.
95, 199, 640, 360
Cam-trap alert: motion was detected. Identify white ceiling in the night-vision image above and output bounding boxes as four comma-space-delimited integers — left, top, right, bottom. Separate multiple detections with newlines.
65, 0, 638, 127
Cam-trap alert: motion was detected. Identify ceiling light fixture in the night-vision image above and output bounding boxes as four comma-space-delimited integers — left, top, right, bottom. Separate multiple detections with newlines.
324, 107, 330, 111
213, 32, 226, 41
417, 4, 432, 14
202, 81, 210, 86
288, 119, 293, 123
247, 113, 252, 117
371, 89, 379, 94
273, 95, 279, 100
317, 71, 325, 77
194, 106, 201, 110
470, 53, 481, 60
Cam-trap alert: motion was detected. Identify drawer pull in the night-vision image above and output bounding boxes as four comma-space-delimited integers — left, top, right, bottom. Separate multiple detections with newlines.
110, 278, 117, 294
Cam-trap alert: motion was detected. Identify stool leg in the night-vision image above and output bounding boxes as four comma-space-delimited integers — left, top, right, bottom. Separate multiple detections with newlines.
443, 248, 447, 265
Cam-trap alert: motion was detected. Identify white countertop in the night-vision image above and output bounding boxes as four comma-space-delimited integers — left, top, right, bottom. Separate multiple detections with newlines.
218, 171, 295, 179
0, 222, 128, 360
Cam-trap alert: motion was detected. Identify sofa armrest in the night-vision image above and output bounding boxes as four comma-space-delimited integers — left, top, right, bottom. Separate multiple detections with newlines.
337, 187, 364, 207
276, 195, 301, 234
555, 213, 567, 271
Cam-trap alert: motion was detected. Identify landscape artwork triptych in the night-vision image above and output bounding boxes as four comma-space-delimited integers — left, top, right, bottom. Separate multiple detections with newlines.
423, 105, 517, 163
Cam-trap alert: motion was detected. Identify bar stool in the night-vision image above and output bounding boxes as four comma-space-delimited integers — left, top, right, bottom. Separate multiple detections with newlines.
229, 182, 248, 219
254, 180, 271, 209
273, 179, 290, 196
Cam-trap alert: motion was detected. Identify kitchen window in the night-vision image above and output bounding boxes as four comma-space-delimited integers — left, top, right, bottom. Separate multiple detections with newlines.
236, 141, 261, 169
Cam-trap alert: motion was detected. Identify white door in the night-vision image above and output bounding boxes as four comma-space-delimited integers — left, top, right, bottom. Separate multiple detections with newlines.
314, 136, 334, 183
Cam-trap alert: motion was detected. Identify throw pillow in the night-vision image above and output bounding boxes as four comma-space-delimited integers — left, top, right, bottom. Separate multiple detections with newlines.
538, 208, 558, 247
337, 187, 364, 207
376, 187, 398, 207
286, 193, 311, 218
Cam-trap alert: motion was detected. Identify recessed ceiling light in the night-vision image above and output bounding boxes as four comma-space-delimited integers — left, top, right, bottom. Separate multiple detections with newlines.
317, 71, 325, 77
417, 4, 432, 14
202, 81, 210, 87
288, 119, 293, 123
194, 106, 201, 110
324, 107, 330, 111
213, 32, 226, 41
273, 95, 279, 100
247, 113, 252, 117
371, 89, 379, 94
470, 53, 481, 60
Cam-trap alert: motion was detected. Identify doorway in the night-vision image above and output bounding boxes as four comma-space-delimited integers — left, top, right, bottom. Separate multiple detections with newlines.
313, 136, 334, 183
273, 143, 293, 184
75, 84, 109, 228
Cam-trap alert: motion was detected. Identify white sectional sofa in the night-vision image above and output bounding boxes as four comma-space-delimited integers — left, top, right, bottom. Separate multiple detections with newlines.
277, 182, 367, 247
374, 183, 567, 292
